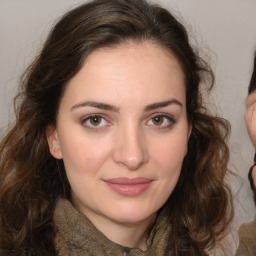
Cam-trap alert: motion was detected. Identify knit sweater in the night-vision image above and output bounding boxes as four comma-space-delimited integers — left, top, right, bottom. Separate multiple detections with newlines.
235, 220, 256, 256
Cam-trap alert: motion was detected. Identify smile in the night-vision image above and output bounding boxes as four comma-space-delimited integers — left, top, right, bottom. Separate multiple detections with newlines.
103, 177, 153, 196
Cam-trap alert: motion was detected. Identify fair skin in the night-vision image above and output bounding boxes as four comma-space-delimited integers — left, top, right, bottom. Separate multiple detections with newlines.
47, 41, 191, 250
245, 89, 256, 186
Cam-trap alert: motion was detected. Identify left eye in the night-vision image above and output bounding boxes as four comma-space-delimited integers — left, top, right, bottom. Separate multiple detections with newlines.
147, 115, 175, 127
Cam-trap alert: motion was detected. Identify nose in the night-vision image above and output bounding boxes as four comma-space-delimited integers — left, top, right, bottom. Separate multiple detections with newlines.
113, 126, 149, 170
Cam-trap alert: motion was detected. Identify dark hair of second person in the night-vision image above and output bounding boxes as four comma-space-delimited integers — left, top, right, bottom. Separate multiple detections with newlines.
248, 52, 256, 204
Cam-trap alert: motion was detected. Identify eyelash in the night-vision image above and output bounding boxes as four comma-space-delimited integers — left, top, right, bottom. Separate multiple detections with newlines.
146, 114, 176, 129
80, 113, 176, 131
81, 114, 111, 130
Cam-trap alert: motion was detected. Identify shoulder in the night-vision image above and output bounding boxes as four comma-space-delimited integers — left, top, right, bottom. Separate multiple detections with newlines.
236, 220, 256, 256
238, 220, 256, 242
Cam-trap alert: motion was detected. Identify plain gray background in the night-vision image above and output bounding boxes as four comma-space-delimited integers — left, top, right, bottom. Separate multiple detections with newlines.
1, 0, 256, 232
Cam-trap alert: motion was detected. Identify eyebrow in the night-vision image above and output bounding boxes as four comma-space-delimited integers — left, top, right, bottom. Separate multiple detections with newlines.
71, 101, 119, 112
144, 99, 182, 111
70, 99, 182, 112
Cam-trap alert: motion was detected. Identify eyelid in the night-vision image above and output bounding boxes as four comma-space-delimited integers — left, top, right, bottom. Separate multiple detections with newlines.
146, 113, 176, 127
81, 113, 112, 130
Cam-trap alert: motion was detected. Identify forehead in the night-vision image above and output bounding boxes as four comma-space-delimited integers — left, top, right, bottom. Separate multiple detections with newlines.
61, 41, 186, 108
84, 41, 184, 77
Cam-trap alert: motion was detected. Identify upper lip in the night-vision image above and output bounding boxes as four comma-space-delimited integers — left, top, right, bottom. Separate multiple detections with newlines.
103, 177, 153, 184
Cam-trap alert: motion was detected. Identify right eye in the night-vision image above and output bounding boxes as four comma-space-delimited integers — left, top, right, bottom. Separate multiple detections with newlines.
81, 114, 109, 129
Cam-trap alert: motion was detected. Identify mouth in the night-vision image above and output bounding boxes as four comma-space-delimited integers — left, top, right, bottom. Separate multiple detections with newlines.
103, 177, 153, 196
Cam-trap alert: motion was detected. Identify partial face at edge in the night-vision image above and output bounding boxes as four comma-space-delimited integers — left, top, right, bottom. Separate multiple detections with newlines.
47, 41, 192, 226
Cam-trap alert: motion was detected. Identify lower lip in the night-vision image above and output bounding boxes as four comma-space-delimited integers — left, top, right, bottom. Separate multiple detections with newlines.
104, 181, 152, 196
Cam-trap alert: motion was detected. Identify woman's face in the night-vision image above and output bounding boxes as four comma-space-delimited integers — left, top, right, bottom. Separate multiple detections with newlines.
47, 41, 191, 226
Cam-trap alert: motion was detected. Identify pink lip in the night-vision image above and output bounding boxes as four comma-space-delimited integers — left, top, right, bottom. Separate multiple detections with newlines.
103, 177, 153, 196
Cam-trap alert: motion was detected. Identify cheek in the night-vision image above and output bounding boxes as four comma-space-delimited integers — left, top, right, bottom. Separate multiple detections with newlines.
152, 134, 188, 171
59, 134, 112, 175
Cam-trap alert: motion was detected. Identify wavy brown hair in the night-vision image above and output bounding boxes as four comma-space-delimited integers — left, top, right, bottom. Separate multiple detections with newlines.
0, 0, 233, 255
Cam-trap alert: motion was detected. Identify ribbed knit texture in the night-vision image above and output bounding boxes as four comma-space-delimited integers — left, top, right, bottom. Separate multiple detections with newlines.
235, 220, 256, 256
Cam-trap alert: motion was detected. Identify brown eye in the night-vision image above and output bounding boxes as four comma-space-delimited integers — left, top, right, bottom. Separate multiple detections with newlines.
82, 115, 108, 128
147, 114, 176, 128
89, 116, 102, 126
152, 116, 164, 126
81, 114, 110, 130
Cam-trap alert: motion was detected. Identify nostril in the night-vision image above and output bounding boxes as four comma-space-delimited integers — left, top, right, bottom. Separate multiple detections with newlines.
113, 145, 149, 170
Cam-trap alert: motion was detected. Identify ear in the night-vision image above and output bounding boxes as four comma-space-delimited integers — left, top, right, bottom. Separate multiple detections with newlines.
46, 125, 63, 159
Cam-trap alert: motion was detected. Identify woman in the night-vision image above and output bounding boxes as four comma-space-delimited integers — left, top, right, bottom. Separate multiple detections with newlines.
236, 52, 256, 255
0, 0, 233, 255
